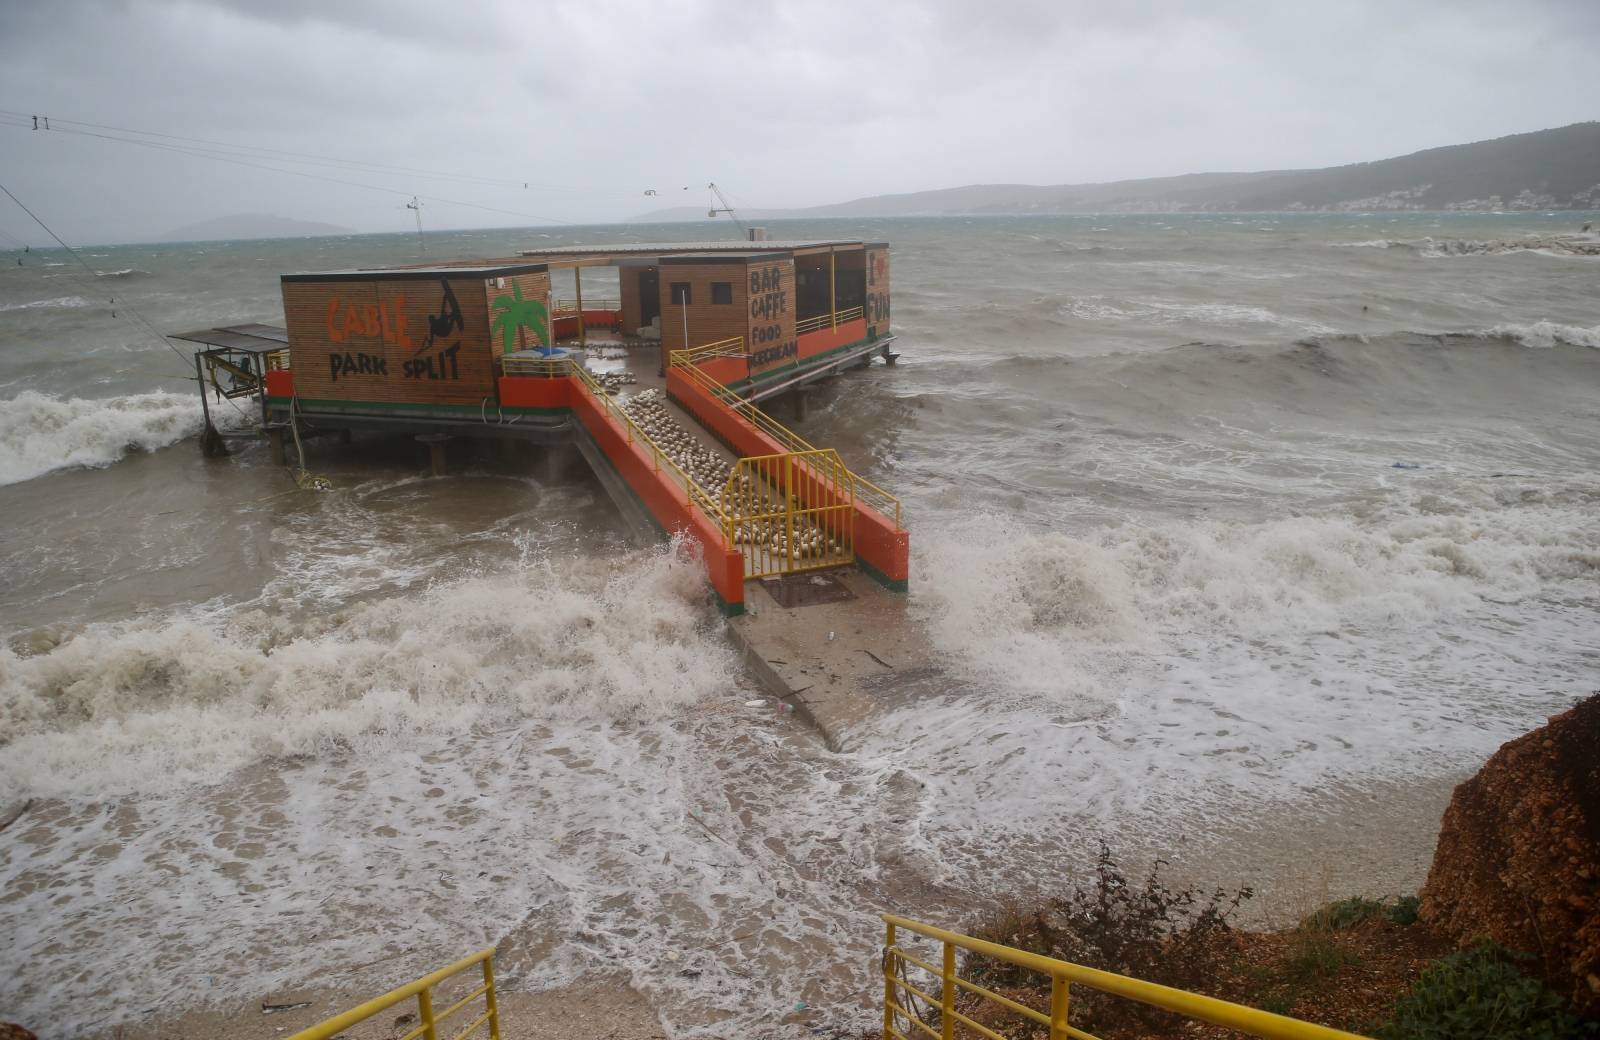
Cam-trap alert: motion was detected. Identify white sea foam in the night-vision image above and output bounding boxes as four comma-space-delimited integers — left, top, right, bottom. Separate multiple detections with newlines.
0, 294, 91, 312
0, 390, 207, 486
1141, 299, 1340, 334
5, 498, 1596, 1037
905, 494, 1600, 828
0, 543, 735, 798
1488, 321, 1600, 350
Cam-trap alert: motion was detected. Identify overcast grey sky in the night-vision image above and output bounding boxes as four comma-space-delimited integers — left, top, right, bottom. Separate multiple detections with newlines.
1, 0, 1596, 243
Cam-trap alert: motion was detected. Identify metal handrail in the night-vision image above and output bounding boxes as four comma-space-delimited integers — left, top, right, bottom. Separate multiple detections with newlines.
286, 948, 500, 1040
564, 358, 729, 531
671, 351, 903, 529
795, 306, 866, 335
882, 915, 1369, 1040
668, 335, 746, 368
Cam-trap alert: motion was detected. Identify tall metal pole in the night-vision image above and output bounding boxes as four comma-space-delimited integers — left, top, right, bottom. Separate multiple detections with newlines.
407, 197, 425, 255
574, 265, 586, 350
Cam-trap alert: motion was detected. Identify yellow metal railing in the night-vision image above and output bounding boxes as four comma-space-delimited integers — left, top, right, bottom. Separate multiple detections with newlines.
795, 306, 866, 335
498, 346, 900, 578
669, 343, 902, 530
882, 915, 1369, 1040
287, 948, 500, 1040
670, 335, 747, 368
724, 450, 855, 577
566, 358, 728, 526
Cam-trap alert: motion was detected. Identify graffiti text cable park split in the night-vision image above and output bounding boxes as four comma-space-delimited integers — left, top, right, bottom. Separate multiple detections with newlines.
327, 296, 414, 349
324, 280, 467, 382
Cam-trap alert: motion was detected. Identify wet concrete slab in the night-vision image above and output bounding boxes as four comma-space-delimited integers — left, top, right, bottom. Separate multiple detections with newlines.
726, 568, 942, 750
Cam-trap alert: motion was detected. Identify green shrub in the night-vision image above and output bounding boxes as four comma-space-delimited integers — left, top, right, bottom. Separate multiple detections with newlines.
1387, 895, 1421, 926
1285, 933, 1360, 983
1302, 896, 1389, 931
967, 843, 1253, 1033
1376, 940, 1596, 1040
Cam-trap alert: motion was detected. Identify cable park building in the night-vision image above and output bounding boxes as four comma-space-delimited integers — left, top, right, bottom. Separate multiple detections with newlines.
173, 236, 903, 617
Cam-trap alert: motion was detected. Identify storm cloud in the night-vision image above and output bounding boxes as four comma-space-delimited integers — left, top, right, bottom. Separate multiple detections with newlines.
1, 0, 1596, 242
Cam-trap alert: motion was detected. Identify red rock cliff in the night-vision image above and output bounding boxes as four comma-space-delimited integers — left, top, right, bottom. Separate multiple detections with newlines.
1420, 693, 1599, 1015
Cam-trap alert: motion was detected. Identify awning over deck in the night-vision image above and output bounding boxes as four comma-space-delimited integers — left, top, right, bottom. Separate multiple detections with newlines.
169, 323, 289, 354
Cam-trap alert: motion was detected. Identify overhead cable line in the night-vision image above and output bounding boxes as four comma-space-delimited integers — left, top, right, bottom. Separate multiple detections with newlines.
0, 176, 197, 373
0, 108, 649, 199
4, 119, 585, 228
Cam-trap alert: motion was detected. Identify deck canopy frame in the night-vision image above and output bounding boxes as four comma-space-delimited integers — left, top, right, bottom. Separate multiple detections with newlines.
170, 323, 290, 450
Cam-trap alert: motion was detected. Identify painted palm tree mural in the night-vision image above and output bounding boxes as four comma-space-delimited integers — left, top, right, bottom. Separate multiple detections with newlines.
490, 282, 552, 355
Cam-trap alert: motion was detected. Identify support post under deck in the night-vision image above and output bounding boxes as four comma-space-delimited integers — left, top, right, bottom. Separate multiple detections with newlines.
417, 433, 451, 476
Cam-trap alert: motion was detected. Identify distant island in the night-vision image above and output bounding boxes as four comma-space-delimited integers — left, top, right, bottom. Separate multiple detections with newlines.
639, 122, 1600, 219
160, 213, 354, 243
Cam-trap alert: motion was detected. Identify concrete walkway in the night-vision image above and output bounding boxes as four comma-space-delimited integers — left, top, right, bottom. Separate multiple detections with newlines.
726, 568, 943, 751
589, 343, 932, 748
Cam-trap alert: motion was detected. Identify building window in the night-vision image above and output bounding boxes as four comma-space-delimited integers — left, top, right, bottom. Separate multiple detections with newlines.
670, 282, 691, 305
711, 282, 733, 305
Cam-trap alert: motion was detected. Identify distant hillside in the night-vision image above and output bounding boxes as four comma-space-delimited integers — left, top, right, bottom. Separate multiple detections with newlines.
160, 213, 354, 242
638, 122, 1600, 219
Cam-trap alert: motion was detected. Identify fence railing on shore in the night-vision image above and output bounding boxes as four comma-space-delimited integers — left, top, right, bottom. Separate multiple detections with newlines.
882, 914, 1370, 1040
286, 948, 501, 1040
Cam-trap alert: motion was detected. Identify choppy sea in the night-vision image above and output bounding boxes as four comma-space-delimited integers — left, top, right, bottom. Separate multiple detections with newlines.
1, 212, 1597, 1036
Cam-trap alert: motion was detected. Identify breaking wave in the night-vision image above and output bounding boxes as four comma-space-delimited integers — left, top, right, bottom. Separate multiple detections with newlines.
0, 295, 92, 312
0, 390, 207, 486
0, 544, 736, 798
1487, 321, 1600, 350
1332, 236, 1600, 259
909, 492, 1600, 798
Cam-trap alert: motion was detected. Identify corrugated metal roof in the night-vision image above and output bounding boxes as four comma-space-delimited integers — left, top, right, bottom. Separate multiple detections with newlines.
169, 324, 289, 353
280, 261, 549, 282
518, 240, 863, 257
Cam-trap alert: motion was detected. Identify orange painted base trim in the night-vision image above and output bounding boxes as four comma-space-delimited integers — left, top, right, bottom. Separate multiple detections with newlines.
797, 318, 868, 361
496, 375, 570, 409
553, 310, 622, 339
667, 369, 909, 586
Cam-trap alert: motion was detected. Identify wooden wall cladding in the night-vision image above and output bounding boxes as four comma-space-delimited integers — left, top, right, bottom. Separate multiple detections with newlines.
485, 271, 552, 355
744, 257, 796, 378
660, 262, 751, 353
866, 247, 891, 336
283, 276, 498, 406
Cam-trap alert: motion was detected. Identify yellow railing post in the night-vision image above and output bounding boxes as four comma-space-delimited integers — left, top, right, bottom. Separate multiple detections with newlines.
1050, 975, 1069, 1040
883, 919, 898, 1039
417, 986, 439, 1040
941, 941, 956, 1040
285, 948, 501, 1040
783, 454, 794, 568
482, 956, 501, 1040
